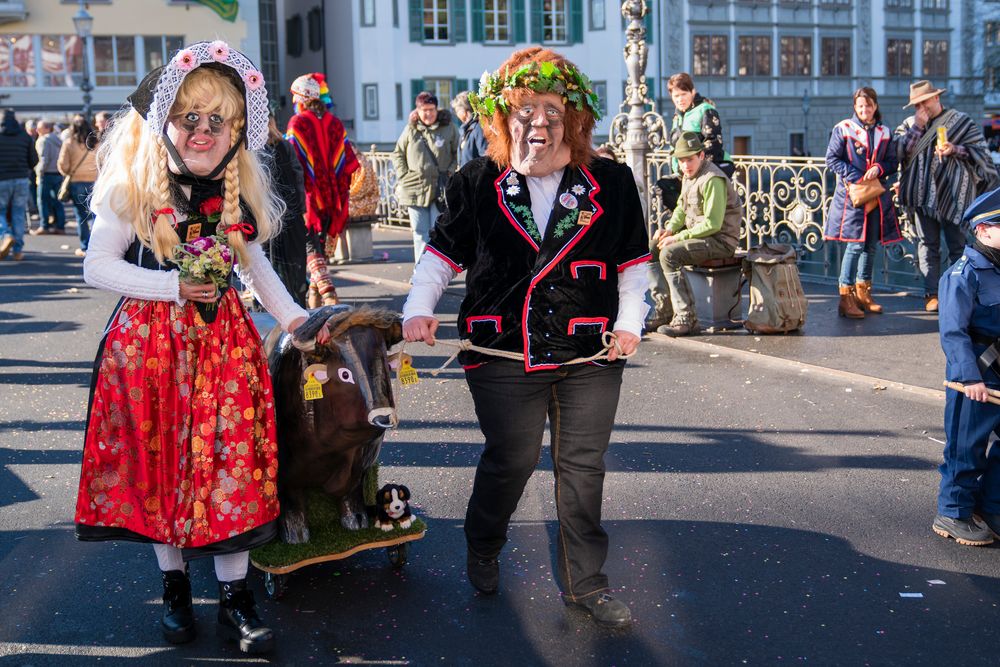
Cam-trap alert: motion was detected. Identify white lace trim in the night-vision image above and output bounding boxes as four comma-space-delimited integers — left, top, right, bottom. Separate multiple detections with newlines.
146, 40, 269, 151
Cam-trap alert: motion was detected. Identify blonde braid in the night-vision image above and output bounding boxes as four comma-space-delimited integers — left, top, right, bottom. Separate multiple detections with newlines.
223, 120, 251, 267
151, 137, 180, 263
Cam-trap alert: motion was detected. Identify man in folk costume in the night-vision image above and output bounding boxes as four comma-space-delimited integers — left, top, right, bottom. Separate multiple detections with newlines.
896, 80, 1000, 313
74, 41, 331, 654
285, 72, 359, 307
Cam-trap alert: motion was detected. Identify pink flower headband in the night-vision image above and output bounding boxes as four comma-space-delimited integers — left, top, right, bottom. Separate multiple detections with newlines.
143, 40, 270, 151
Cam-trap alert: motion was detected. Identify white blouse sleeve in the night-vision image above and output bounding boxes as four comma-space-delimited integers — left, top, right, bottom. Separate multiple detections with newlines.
401, 251, 456, 321
236, 243, 309, 331
82, 197, 183, 303
612, 262, 650, 337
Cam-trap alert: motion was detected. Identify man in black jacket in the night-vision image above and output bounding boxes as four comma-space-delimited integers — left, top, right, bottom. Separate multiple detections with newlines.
0, 109, 38, 260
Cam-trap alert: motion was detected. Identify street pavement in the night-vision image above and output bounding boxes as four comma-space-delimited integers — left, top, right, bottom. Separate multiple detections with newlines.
1, 225, 999, 666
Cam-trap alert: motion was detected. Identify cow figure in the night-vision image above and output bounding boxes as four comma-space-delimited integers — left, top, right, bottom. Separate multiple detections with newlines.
263, 305, 403, 544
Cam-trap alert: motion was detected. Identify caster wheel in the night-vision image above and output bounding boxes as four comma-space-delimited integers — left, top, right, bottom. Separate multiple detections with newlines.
264, 572, 288, 600
387, 543, 408, 569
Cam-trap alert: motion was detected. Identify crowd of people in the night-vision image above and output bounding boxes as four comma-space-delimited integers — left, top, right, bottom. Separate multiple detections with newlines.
2, 36, 1000, 655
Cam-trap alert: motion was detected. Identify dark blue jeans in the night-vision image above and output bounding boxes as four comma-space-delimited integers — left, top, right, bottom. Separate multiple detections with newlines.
0, 177, 29, 252
69, 181, 94, 250
938, 388, 1000, 517
464, 360, 625, 601
38, 172, 66, 231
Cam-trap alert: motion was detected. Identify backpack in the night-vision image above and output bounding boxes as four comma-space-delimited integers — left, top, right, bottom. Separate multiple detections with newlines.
733, 243, 807, 334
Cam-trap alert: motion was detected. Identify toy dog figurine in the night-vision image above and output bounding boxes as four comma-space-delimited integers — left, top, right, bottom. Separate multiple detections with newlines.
374, 484, 412, 531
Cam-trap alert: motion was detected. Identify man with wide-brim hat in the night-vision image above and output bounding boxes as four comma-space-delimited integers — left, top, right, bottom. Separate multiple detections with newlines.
650, 130, 741, 336
896, 80, 1000, 312
904, 80, 947, 109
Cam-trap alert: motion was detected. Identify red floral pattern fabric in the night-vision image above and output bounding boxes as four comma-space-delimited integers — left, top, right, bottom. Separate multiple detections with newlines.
75, 290, 279, 548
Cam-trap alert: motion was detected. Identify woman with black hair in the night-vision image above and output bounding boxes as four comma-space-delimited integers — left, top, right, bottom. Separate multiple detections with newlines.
823, 87, 901, 318
57, 114, 98, 257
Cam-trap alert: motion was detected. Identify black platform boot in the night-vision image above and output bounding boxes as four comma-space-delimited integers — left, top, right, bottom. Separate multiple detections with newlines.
217, 579, 275, 654
161, 569, 196, 644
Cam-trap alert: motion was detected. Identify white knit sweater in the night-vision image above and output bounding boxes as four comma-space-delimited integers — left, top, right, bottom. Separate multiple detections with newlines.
83, 194, 308, 332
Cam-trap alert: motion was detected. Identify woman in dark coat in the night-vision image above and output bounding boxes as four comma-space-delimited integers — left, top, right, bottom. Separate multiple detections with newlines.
824, 87, 901, 318
263, 116, 308, 308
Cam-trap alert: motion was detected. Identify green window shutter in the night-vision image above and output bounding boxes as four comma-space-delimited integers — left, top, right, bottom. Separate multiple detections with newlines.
644, 8, 653, 45
452, 0, 468, 42
512, 0, 526, 43
409, 0, 423, 42
456, 78, 469, 94
569, 0, 583, 44
411, 79, 424, 107
530, 0, 543, 43
471, 0, 484, 42
646, 79, 655, 105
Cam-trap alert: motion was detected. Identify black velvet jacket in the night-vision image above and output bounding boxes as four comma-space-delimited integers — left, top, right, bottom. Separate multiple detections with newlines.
427, 156, 649, 371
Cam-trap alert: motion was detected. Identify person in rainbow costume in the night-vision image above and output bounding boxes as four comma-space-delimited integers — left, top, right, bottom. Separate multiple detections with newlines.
285, 72, 359, 307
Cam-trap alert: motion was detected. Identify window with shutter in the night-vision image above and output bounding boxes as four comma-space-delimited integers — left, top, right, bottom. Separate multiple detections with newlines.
423, 0, 451, 43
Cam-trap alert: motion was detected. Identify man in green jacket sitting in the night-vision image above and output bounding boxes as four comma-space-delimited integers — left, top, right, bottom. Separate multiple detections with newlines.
650, 131, 742, 336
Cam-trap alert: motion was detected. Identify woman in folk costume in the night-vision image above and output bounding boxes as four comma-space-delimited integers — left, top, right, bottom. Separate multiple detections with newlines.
74, 41, 329, 654
403, 47, 648, 628
823, 87, 901, 318
285, 72, 359, 307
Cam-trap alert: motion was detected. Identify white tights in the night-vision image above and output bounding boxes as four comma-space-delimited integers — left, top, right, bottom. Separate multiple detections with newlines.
152, 544, 249, 582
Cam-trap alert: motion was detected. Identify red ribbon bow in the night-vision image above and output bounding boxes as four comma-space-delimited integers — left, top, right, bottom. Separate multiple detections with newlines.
228, 221, 254, 235
151, 207, 177, 228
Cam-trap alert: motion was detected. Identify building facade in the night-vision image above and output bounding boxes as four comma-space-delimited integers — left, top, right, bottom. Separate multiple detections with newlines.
278, 0, 658, 146
279, 0, 986, 156
0, 0, 267, 118
661, 0, 984, 156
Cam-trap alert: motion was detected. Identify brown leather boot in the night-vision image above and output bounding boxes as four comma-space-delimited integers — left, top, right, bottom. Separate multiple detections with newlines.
838, 285, 865, 319
854, 281, 883, 313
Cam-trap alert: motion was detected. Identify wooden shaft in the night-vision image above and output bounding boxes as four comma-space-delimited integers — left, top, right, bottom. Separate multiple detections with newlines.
943, 381, 1000, 405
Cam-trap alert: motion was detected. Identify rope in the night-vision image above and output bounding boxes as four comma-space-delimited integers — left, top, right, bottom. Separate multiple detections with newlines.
426, 331, 633, 376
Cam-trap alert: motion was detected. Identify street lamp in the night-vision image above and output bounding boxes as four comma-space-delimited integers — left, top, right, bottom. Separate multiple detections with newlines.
801, 89, 811, 157
72, 0, 93, 119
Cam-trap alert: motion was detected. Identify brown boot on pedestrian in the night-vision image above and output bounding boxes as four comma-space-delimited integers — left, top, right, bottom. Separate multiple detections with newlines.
838, 285, 864, 319
924, 295, 939, 312
854, 281, 883, 313
0, 235, 13, 259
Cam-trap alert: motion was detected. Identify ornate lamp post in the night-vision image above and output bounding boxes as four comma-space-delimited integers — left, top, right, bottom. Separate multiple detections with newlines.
72, 0, 94, 119
608, 0, 667, 218
801, 89, 810, 157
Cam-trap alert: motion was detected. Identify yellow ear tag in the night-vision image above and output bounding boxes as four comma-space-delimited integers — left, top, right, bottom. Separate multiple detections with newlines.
304, 373, 324, 400
398, 359, 419, 386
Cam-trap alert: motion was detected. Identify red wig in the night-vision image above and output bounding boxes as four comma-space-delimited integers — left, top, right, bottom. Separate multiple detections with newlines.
483, 47, 596, 169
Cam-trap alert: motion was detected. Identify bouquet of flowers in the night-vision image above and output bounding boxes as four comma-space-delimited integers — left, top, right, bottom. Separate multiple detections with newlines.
173, 233, 234, 323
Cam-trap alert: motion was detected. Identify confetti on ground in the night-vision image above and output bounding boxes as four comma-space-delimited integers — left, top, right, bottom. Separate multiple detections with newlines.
899, 593, 924, 598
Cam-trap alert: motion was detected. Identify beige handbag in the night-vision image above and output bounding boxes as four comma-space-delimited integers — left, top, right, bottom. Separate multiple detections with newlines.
58, 149, 89, 202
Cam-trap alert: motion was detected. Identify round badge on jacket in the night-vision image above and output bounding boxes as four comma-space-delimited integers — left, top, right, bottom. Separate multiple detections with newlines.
559, 193, 579, 210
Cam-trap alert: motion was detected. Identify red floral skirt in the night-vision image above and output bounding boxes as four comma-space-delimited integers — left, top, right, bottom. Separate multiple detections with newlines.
75, 290, 280, 549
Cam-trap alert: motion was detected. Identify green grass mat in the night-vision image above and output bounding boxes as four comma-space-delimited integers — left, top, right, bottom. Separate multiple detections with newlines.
251, 488, 426, 570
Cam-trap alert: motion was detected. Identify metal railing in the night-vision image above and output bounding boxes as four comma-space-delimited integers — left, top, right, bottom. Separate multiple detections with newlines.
649, 152, 923, 289
365, 147, 925, 290
367, 146, 411, 228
